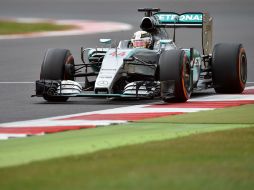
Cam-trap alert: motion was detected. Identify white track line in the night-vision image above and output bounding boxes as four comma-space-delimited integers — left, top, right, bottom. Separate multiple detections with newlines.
0, 120, 127, 128
0, 82, 34, 84
0, 134, 29, 140
0, 82, 86, 84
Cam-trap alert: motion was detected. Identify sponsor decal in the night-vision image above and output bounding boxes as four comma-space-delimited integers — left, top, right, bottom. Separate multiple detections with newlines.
156, 13, 203, 23
101, 69, 117, 71
96, 81, 109, 86
99, 75, 113, 79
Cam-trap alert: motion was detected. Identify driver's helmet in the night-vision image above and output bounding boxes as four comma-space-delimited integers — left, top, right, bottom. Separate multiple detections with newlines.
131, 31, 152, 48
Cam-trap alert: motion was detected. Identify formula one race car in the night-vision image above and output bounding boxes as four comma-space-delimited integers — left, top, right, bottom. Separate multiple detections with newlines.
33, 8, 247, 102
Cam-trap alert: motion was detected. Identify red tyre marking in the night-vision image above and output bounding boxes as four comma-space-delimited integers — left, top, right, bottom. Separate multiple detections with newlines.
238, 48, 246, 89
64, 55, 74, 80
181, 54, 188, 99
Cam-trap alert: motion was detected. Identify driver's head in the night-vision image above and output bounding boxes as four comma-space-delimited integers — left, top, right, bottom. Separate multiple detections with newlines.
131, 31, 152, 48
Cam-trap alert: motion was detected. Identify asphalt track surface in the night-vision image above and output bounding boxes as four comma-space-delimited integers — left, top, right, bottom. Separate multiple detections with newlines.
0, 0, 253, 123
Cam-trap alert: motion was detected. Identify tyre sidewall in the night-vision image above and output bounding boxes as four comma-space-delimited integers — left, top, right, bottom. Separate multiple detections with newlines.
159, 50, 191, 102
40, 48, 74, 102
40, 48, 74, 80
212, 43, 247, 93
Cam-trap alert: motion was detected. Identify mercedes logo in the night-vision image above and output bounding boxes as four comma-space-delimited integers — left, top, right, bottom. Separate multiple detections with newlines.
97, 81, 109, 86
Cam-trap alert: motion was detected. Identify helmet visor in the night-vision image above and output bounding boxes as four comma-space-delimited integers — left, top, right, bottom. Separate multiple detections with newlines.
133, 40, 146, 48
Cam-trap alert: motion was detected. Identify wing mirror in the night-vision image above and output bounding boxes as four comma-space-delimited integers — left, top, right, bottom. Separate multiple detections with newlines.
159, 39, 175, 50
99, 38, 112, 45
159, 39, 172, 45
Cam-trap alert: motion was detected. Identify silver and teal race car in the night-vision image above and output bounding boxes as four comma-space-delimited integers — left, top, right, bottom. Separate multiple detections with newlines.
34, 8, 247, 102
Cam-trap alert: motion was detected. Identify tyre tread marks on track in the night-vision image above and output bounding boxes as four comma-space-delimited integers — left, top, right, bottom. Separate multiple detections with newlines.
0, 87, 254, 140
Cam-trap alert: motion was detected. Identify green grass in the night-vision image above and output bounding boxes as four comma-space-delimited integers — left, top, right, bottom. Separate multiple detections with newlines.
1, 103, 254, 168
0, 104, 254, 189
0, 123, 250, 168
0, 20, 74, 35
0, 127, 253, 190
140, 104, 254, 124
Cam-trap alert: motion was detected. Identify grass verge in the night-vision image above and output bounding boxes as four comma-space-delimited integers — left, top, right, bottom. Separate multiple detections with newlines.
140, 104, 254, 124
0, 127, 253, 190
0, 104, 253, 169
0, 20, 74, 35
0, 104, 253, 189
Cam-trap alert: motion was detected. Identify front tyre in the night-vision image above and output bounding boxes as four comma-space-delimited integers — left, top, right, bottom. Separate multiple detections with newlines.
212, 43, 247, 93
159, 50, 191, 102
40, 48, 75, 102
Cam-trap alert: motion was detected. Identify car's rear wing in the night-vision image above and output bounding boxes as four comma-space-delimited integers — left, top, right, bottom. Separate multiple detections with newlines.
154, 12, 213, 55
154, 12, 203, 28
138, 9, 213, 55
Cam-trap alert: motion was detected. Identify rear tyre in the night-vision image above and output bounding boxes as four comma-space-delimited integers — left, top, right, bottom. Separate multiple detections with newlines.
159, 50, 191, 102
40, 48, 75, 102
212, 43, 247, 93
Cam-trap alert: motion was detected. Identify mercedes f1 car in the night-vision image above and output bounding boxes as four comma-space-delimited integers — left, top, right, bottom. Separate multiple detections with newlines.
33, 8, 247, 102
